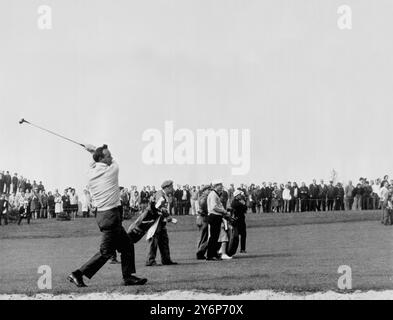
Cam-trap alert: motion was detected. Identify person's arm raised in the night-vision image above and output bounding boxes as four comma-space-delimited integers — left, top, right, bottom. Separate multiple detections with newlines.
84, 144, 96, 154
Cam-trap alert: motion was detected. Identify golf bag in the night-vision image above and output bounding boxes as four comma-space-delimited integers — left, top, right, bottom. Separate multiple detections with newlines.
226, 217, 239, 256
127, 202, 163, 243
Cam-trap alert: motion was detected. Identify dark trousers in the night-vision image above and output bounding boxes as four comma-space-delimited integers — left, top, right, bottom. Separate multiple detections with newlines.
180, 200, 187, 215
362, 196, 369, 210
327, 199, 334, 211
12, 184, 17, 194
237, 218, 247, 251
250, 201, 256, 213
206, 214, 223, 259
261, 199, 267, 212
5, 183, 10, 194
175, 200, 182, 215
17, 215, 30, 225
335, 198, 344, 211
290, 198, 299, 212
146, 221, 172, 264
40, 207, 47, 218
79, 225, 136, 280
266, 198, 272, 213
309, 198, 317, 211
196, 216, 209, 258
0, 181, 4, 194
49, 208, 55, 218
0, 213, 9, 225
300, 198, 309, 212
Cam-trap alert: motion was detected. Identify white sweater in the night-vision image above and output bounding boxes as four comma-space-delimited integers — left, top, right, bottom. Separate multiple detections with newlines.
282, 188, 291, 200
87, 161, 121, 211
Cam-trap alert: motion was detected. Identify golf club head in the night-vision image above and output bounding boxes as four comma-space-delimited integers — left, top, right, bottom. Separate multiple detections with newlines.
19, 118, 27, 125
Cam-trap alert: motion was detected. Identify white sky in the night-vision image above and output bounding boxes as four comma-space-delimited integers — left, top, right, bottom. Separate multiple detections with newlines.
1, 0, 393, 192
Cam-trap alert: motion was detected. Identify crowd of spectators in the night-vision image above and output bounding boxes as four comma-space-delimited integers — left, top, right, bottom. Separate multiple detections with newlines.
117, 176, 393, 223
0, 170, 94, 225
1, 170, 392, 226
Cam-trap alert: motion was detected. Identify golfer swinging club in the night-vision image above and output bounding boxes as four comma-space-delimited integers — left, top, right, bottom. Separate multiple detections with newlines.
67, 144, 147, 287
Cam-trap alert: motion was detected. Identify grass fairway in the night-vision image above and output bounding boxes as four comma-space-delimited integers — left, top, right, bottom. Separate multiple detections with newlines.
0, 210, 392, 296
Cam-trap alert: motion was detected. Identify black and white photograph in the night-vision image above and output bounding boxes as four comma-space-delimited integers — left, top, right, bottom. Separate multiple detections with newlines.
1, 0, 393, 304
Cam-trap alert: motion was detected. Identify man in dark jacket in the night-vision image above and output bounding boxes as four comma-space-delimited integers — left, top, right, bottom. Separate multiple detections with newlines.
139, 187, 150, 212
180, 185, 191, 215
173, 186, 183, 215
12, 173, 18, 194
62, 189, 70, 217
220, 188, 229, 210
260, 182, 267, 213
299, 182, 309, 212
145, 180, 177, 266
39, 190, 48, 219
290, 182, 300, 212
317, 180, 328, 211
231, 190, 248, 253
47, 191, 55, 218
309, 179, 319, 211
362, 181, 372, 210
335, 183, 345, 211
0, 171, 4, 194
37, 181, 45, 193
326, 181, 336, 211
266, 182, 273, 213
0, 194, 9, 225
4, 171, 11, 194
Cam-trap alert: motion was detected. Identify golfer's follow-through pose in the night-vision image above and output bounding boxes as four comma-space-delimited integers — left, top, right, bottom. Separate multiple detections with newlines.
67, 144, 147, 287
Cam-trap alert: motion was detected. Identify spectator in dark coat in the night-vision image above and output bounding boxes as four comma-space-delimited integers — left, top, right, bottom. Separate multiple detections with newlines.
335, 183, 345, 211
309, 179, 319, 212
230, 190, 248, 253
299, 182, 309, 212
0, 194, 9, 225
326, 181, 336, 211
12, 173, 18, 194
30, 192, 40, 219
62, 189, 71, 217
4, 171, 11, 194
0, 171, 4, 194
47, 191, 55, 218
318, 180, 328, 211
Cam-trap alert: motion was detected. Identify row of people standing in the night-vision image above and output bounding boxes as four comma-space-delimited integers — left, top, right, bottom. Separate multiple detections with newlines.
0, 187, 93, 224
0, 170, 45, 195
241, 178, 388, 213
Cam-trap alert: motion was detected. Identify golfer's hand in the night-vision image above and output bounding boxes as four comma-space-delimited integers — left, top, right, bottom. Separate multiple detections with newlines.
85, 144, 96, 153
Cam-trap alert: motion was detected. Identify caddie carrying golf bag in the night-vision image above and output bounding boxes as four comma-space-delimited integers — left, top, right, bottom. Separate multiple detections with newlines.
127, 200, 169, 243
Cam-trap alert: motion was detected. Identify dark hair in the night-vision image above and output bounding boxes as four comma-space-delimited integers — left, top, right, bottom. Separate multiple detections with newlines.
93, 144, 108, 162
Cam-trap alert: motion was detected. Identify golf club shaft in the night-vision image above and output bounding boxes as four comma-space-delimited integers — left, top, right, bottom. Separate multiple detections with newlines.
25, 121, 85, 148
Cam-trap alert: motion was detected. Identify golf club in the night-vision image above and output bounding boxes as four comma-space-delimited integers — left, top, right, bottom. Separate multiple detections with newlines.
19, 118, 86, 148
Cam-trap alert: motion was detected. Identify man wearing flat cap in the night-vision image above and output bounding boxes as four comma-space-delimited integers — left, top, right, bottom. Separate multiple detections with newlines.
146, 179, 178, 266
